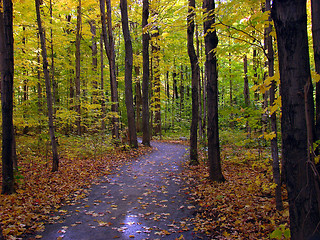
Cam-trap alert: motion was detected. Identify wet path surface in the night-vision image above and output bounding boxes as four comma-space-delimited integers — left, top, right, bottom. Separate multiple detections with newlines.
32, 142, 206, 240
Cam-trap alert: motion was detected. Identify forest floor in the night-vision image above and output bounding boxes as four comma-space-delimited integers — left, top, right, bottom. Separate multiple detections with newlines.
22, 141, 205, 240
1, 138, 290, 240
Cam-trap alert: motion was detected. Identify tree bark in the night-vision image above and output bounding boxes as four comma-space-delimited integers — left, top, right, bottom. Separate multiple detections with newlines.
120, 0, 138, 148
312, 0, 320, 142
100, 33, 106, 131
142, 0, 151, 146
0, 0, 15, 194
135, 67, 142, 132
243, 54, 251, 136
204, 0, 225, 182
106, 0, 119, 139
266, 0, 283, 211
75, 0, 82, 135
272, 0, 320, 238
35, 0, 59, 172
187, 0, 199, 164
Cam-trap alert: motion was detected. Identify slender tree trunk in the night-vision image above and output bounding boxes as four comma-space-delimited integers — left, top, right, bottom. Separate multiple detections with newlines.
106, 0, 119, 139
180, 66, 184, 122
204, 0, 225, 182
0, 0, 15, 194
312, 0, 320, 142
100, 33, 106, 131
120, 0, 138, 148
135, 67, 142, 133
243, 55, 251, 136
187, 0, 199, 164
35, 0, 59, 172
75, 0, 82, 136
272, 1, 320, 238
266, 0, 283, 211
142, 0, 150, 146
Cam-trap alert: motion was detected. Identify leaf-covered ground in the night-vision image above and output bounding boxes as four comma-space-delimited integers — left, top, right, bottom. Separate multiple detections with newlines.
0, 140, 151, 239
1, 137, 290, 240
183, 144, 290, 239
23, 141, 203, 240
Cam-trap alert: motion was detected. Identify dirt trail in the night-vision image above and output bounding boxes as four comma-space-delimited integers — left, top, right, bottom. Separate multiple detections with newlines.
27, 141, 206, 240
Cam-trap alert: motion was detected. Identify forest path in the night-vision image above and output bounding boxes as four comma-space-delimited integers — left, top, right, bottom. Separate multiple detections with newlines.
29, 141, 206, 240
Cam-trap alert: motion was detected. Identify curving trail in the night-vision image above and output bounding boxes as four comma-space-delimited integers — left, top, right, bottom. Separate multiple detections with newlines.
28, 141, 206, 240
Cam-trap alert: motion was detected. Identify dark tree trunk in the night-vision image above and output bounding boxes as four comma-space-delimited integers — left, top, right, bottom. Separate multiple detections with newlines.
180, 66, 184, 121
135, 67, 142, 133
75, 0, 82, 136
266, 0, 283, 211
272, 0, 320, 238
312, 0, 320, 141
204, 0, 225, 182
35, 0, 59, 172
120, 0, 138, 148
141, 0, 150, 146
187, 0, 199, 164
99, 0, 120, 139
100, 33, 106, 131
106, 0, 119, 139
243, 54, 251, 136
0, 0, 15, 194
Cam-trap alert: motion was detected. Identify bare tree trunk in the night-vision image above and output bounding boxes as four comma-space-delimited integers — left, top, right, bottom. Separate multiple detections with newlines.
141, 0, 150, 146
0, 0, 15, 194
120, 0, 138, 148
35, 0, 59, 172
100, 33, 106, 131
180, 66, 184, 122
135, 67, 142, 132
204, 0, 225, 182
75, 0, 82, 135
243, 55, 251, 136
272, 0, 320, 238
266, 0, 283, 211
187, 0, 199, 164
312, 0, 320, 142
106, 0, 119, 139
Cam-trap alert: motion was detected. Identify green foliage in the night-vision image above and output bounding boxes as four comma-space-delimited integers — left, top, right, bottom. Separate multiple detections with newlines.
270, 224, 291, 240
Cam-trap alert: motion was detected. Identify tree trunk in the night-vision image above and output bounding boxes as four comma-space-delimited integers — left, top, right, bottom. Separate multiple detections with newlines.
187, 0, 199, 164
100, 33, 106, 131
272, 0, 320, 238
120, 0, 138, 148
243, 54, 251, 136
180, 66, 184, 122
0, 0, 15, 194
75, 0, 82, 135
35, 0, 59, 172
266, 0, 283, 211
204, 0, 225, 182
141, 0, 150, 146
135, 66, 142, 133
106, 0, 119, 139
312, 0, 320, 142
